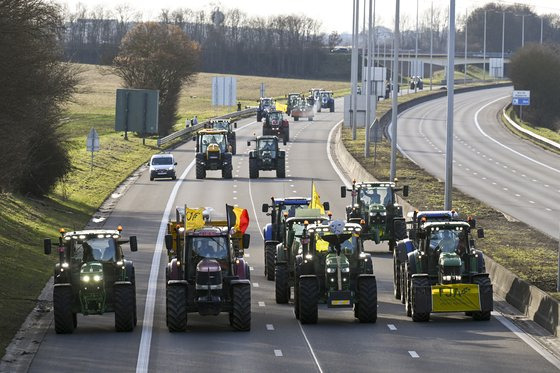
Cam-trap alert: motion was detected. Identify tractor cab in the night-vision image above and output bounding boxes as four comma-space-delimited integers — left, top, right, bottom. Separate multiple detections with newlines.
257, 97, 276, 121
318, 90, 335, 112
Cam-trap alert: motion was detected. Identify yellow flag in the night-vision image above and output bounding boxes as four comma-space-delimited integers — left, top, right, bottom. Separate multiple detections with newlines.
316, 236, 329, 252
276, 103, 288, 113
185, 208, 205, 230
311, 182, 325, 214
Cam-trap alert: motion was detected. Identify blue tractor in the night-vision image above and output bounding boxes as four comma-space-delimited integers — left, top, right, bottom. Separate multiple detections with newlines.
317, 90, 335, 112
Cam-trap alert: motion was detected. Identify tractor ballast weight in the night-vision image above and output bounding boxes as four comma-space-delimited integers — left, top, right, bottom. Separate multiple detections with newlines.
194, 129, 233, 179
247, 135, 286, 179
43, 227, 138, 333
164, 205, 251, 331
341, 180, 409, 250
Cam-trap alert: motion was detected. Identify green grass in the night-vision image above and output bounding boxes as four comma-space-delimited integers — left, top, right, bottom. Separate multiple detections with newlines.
0, 64, 354, 355
504, 106, 560, 148
430, 65, 501, 84
342, 88, 559, 297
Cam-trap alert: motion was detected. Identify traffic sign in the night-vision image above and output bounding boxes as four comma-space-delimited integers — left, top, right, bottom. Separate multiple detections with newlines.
512, 90, 530, 106
86, 128, 100, 152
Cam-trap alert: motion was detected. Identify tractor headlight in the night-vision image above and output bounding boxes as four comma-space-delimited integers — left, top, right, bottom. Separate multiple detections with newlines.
93, 275, 102, 282
82, 275, 90, 283
443, 275, 451, 281
326, 267, 336, 273
341, 267, 350, 273
369, 212, 374, 216
380, 212, 386, 216
359, 252, 367, 258
305, 254, 313, 260
62, 262, 69, 268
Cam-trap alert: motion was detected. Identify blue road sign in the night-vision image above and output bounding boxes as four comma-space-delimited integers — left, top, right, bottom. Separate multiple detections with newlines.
512, 97, 530, 106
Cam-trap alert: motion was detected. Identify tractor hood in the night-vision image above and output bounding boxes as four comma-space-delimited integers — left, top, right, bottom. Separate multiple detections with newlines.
207, 143, 220, 152
368, 203, 386, 215
326, 253, 350, 270
196, 258, 222, 273
439, 252, 462, 268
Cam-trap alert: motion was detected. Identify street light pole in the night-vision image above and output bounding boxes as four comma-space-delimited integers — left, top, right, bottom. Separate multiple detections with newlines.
540, 17, 544, 44
430, 1, 433, 91
390, 0, 400, 182
522, 15, 525, 47
351, 0, 360, 140
365, 0, 373, 158
444, 0, 456, 210
464, 9, 468, 85
483, 10, 486, 81
414, 0, 418, 92
502, 12, 505, 61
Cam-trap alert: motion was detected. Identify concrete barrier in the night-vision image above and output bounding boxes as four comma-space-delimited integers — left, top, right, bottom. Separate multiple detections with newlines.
502, 104, 560, 153
333, 82, 560, 336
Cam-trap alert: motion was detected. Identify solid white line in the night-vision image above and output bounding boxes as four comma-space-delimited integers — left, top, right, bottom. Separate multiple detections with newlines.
492, 312, 560, 369
387, 324, 397, 331
474, 96, 560, 175
274, 350, 283, 357
298, 322, 324, 373
136, 159, 196, 373
326, 120, 351, 187
266, 324, 275, 331
408, 351, 420, 358
253, 282, 259, 288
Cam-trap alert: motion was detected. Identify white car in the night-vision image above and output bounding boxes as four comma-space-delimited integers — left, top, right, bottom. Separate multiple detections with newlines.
148, 153, 177, 181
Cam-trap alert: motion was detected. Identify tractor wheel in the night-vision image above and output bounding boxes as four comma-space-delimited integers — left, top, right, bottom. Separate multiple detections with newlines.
114, 284, 135, 332
299, 277, 319, 324
393, 250, 401, 300
257, 113, 261, 122
404, 266, 412, 317
231, 284, 251, 331
231, 141, 237, 155
294, 117, 299, 121
276, 158, 286, 178
195, 161, 206, 179
150, 176, 154, 181
293, 278, 300, 320
389, 240, 396, 252
249, 158, 259, 179
400, 263, 406, 305
308, 116, 313, 121
166, 284, 187, 332
472, 277, 492, 321
126, 265, 138, 326
275, 264, 290, 304
53, 286, 75, 334
222, 165, 233, 179
411, 277, 430, 322
265, 244, 276, 281
330, 102, 335, 112
283, 128, 290, 142
317, 106, 321, 113
356, 277, 378, 323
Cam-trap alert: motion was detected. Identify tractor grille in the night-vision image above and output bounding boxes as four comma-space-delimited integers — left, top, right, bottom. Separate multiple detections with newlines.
196, 270, 222, 288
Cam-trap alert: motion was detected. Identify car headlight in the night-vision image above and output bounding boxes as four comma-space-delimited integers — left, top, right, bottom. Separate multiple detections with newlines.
326, 267, 335, 273
168, 167, 174, 171
341, 267, 350, 273
82, 275, 90, 283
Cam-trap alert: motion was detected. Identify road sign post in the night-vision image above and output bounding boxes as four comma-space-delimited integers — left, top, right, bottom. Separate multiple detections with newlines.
512, 90, 530, 121
86, 128, 100, 171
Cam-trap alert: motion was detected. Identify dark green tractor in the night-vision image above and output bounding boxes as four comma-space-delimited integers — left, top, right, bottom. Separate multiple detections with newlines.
286, 93, 301, 115
403, 220, 492, 322
293, 220, 377, 324
247, 135, 286, 179
341, 180, 409, 250
43, 227, 138, 333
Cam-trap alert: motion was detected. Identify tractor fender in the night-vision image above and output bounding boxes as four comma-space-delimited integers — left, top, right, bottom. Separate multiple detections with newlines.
263, 224, 273, 241
357, 274, 376, 282
167, 258, 182, 281
276, 244, 287, 264
229, 279, 250, 287
124, 260, 135, 283
360, 253, 374, 274
114, 280, 133, 287
234, 258, 249, 280
53, 283, 72, 288
407, 251, 419, 274
249, 151, 256, 159
475, 250, 486, 273
167, 280, 188, 286
396, 239, 415, 263
54, 263, 70, 284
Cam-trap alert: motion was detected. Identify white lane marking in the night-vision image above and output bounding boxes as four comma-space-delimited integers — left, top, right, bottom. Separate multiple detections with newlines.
245, 253, 250, 257
408, 351, 420, 358
388, 324, 397, 331
253, 282, 260, 288
274, 350, 283, 357
503, 188, 508, 191
515, 194, 521, 197
529, 201, 535, 204
258, 301, 266, 307
474, 96, 560, 175
250, 267, 254, 271
266, 324, 275, 331
233, 190, 237, 194
233, 197, 238, 200
326, 120, 350, 188
546, 208, 552, 212
298, 322, 324, 373
492, 312, 560, 369
136, 159, 196, 373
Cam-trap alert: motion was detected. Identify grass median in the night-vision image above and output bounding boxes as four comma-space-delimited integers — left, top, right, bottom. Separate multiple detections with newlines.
342, 88, 560, 300
0, 64, 349, 355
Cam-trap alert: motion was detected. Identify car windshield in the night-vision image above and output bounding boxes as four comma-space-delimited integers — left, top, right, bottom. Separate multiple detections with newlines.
359, 186, 391, 206
281, 204, 308, 217
74, 237, 117, 262
201, 134, 226, 153
212, 121, 229, 130
152, 156, 173, 165
429, 228, 466, 253
190, 236, 229, 260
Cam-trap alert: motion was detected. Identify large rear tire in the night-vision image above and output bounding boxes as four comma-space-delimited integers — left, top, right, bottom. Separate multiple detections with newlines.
166, 285, 187, 332
53, 286, 75, 334
276, 158, 285, 178
249, 158, 259, 179
405, 265, 412, 317
275, 264, 290, 304
294, 278, 300, 319
265, 244, 276, 281
472, 276, 492, 321
299, 277, 318, 324
411, 277, 430, 322
231, 284, 251, 331
356, 277, 377, 323
393, 250, 401, 300
114, 284, 135, 332
283, 128, 289, 142
330, 102, 335, 112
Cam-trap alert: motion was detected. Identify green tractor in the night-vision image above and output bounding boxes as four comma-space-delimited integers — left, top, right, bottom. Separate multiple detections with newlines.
402, 220, 492, 322
293, 219, 377, 324
43, 227, 138, 333
341, 180, 409, 250
247, 135, 286, 179
274, 209, 327, 304
286, 93, 301, 115
194, 129, 233, 179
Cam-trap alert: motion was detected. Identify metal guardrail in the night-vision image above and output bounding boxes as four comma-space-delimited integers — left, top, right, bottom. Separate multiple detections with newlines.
503, 104, 560, 151
157, 107, 257, 147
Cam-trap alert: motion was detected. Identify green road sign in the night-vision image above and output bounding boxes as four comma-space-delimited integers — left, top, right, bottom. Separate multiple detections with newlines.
115, 89, 159, 134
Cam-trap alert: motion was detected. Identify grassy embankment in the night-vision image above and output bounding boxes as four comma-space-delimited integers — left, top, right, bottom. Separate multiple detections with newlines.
0, 64, 349, 355
503, 106, 560, 153
342, 84, 560, 301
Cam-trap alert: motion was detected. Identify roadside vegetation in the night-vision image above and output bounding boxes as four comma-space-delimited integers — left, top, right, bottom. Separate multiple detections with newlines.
503, 106, 560, 154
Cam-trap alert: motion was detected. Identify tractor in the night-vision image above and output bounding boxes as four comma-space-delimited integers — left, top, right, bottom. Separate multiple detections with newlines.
43, 227, 138, 333
262, 110, 290, 141
291, 98, 314, 122
207, 119, 237, 155
393, 210, 458, 301
261, 198, 330, 281
402, 219, 492, 322
286, 93, 301, 115
194, 129, 233, 179
317, 90, 335, 112
308, 88, 323, 110
293, 219, 377, 324
274, 209, 328, 304
256, 97, 276, 122
165, 206, 252, 331
247, 135, 286, 179
341, 180, 409, 250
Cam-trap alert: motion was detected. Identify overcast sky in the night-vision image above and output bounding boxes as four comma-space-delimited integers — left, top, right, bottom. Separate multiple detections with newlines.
55, 0, 560, 34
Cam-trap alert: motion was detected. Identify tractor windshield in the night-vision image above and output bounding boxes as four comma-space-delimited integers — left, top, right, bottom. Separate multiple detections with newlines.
212, 121, 229, 131
316, 233, 358, 255
268, 112, 282, 122
429, 228, 467, 253
258, 139, 276, 156
281, 204, 308, 217
201, 134, 226, 153
75, 237, 117, 262
360, 186, 392, 206
261, 99, 273, 107
190, 236, 229, 260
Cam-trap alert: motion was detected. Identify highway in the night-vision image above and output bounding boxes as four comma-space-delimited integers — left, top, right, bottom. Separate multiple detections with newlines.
28, 101, 559, 372
395, 87, 560, 239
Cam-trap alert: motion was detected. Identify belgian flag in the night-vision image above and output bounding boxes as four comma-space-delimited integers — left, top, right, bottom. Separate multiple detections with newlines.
226, 204, 250, 234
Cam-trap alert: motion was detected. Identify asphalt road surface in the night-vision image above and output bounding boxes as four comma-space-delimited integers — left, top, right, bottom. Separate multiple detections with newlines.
28, 100, 559, 372
394, 86, 560, 238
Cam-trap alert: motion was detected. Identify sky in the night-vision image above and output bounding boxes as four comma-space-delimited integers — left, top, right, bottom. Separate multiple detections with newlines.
54, 0, 560, 34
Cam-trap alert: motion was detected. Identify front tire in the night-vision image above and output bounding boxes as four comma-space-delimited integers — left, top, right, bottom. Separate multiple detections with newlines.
195, 161, 206, 179
114, 284, 135, 332
276, 158, 285, 178
166, 285, 187, 332
299, 277, 318, 324
275, 264, 290, 304
249, 158, 259, 179
472, 276, 492, 321
411, 277, 430, 322
265, 244, 276, 281
356, 277, 377, 323
393, 250, 401, 300
53, 286, 75, 334
231, 284, 251, 331
283, 128, 289, 142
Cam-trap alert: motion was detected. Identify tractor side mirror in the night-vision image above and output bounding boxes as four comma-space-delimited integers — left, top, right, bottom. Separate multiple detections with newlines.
43, 238, 52, 255
164, 234, 173, 252
341, 186, 347, 198
247, 141, 251, 146
262, 203, 269, 213
403, 185, 409, 197
242, 234, 251, 249
129, 236, 138, 252
234, 122, 237, 128
323, 202, 330, 211
477, 228, 485, 239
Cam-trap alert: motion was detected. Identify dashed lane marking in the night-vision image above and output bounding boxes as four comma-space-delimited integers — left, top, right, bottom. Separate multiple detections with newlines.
258, 301, 265, 307
387, 324, 397, 331
274, 350, 283, 357
408, 351, 420, 358
266, 324, 275, 331
253, 282, 260, 288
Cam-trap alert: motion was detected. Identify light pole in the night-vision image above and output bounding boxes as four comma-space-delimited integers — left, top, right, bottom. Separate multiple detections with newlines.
464, 9, 468, 84
540, 16, 544, 44
483, 10, 486, 81
361, 0, 366, 85
365, 0, 374, 158
444, 0, 455, 210
351, 0, 360, 140
390, 0, 400, 182
430, 1, 433, 90
501, 12, 505, 61
414, 0, 418, 92
522, 14, 525, 47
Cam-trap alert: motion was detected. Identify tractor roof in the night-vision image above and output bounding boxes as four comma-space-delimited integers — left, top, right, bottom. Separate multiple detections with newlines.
257, 135, 279, 141
356, 181, 396, 188
308, 222, 362, 231
421, 221, 470, 230
186, 226, 229, 237
272, 197, 310, 205
62, 229, 121, 239
199, 129, 228, 135
211, 119, 230, 123
408, 210, 456, 221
